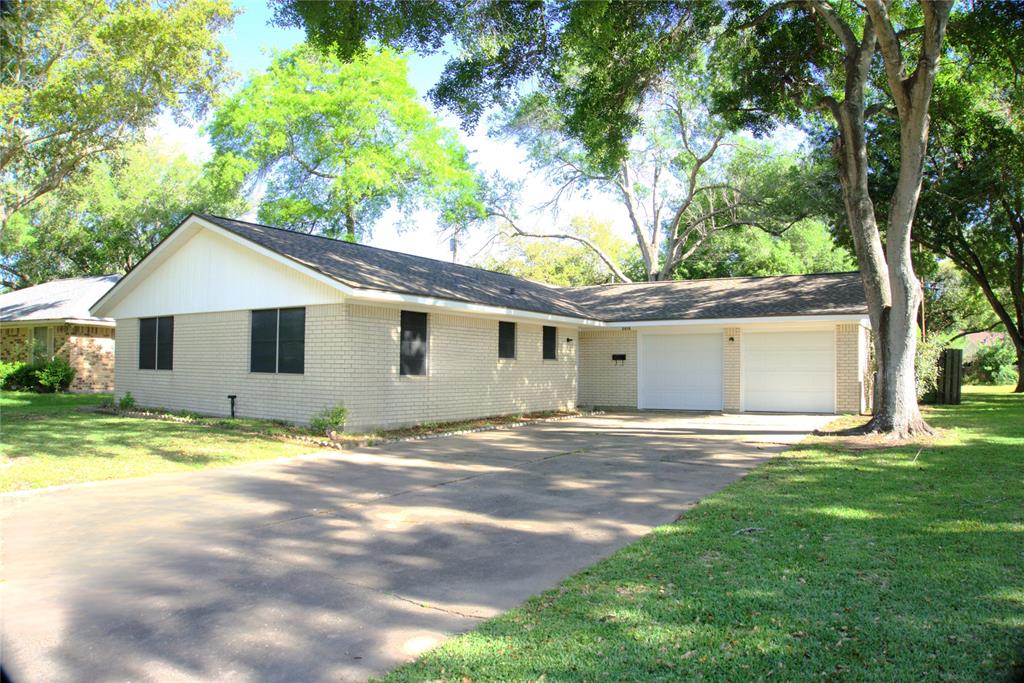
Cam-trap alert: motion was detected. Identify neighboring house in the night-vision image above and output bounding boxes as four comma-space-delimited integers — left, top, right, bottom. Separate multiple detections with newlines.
90, 215, 872, 431
962, 331, 1008, 362
1, 275, 120, 392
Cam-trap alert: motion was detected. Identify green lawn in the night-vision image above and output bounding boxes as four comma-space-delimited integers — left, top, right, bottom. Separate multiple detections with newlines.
0, 392, 316, 492
382, 386, 1024, 682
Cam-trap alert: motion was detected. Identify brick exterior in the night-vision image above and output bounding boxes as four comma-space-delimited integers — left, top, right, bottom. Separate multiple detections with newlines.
578, 329, 637, 408
1, 323, 114, 393
113, 304, 577, 431
67, 326, 116, 392
835, 322, 871, 414
1, 326, 30, 362
836, 323, 861, 413
723, 327, 741, 412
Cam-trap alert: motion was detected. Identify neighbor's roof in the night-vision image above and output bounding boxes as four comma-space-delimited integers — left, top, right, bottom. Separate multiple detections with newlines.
0, 275, 120, 324
197, 215, 867, 322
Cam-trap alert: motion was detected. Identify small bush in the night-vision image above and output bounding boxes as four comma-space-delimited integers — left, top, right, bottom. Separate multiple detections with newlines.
119, 392, 137, 411
35, 357, 76, 392
3, 361, 46, 391
968, 336, 1019, 385
915, 333, 948, 402
310, 404, 347, 435
0, 360, 26, 388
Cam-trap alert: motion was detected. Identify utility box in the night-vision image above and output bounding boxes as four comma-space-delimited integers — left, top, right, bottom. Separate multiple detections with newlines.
936, 348, 963, 405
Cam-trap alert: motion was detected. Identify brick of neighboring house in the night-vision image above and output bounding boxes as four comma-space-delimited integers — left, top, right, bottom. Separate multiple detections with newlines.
1, 327, 31, 362
1, 324, 115, 393
65, 325, 115, 393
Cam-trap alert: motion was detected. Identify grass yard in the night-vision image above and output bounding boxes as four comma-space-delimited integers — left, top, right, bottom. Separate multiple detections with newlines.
0, 392, 316, 492
382, 386, 1024, 682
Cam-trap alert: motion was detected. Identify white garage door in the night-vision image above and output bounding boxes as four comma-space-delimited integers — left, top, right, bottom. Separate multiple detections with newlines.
639, 334, 723, 410
743, 331, 835, 413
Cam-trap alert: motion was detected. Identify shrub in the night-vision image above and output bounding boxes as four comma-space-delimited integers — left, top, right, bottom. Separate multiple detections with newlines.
915, 333, 948, 402
119, 392, 137, 411
968, 336, 1019, 385
310, 404, 347, 435
35, 357, 76, 392
3, 361, 45, 391
0, 360, 25, 388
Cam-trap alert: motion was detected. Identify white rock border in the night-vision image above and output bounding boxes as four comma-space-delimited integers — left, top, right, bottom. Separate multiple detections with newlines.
91, 406, 597, 451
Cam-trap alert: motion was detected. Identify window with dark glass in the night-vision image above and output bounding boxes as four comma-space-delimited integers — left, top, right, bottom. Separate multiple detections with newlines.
251, 307, 305, 374
498, 321, 516, 359
139, 316, 173, 370
543, 325, 557, 360
400, 310, 428, 376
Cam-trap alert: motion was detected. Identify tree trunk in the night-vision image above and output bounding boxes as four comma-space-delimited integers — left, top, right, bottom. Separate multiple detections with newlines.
1016, 348, 1024, 393
832, 96, 894, 426
345, 209, 356, 242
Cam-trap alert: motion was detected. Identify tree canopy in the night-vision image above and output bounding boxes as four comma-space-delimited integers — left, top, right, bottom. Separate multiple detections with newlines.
666, 219, 855, 281
0, 0, 237, 231
0, 140, 246, 288
206, 45, 485, 241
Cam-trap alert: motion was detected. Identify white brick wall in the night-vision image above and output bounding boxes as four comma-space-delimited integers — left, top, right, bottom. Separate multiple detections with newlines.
835, 321, 870, 414
578, 329, 637, 407
723, 327, 741, 412
114, 303, 577, 431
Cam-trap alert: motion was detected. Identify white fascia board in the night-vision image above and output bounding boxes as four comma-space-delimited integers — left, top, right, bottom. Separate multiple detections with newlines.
605, 314, 870, 329
343, 288, 592, 327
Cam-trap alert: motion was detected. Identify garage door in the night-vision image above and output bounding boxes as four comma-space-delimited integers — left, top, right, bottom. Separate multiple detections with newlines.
639, 334, 723, 410
743, 331, 835, 413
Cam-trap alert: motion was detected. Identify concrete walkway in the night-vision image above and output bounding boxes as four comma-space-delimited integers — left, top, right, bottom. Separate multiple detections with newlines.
1, 411, 830, 682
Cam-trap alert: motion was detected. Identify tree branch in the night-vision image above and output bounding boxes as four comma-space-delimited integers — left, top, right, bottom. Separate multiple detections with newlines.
489, 208, 633, 283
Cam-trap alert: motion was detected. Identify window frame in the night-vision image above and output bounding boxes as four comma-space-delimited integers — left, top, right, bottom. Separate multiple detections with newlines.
250, 307, 305, 375
498, 321, 516, 360
138, 316, 173, 370
31, 325, 51, 362
400, 310, 429, 376
542, 325, 557, 360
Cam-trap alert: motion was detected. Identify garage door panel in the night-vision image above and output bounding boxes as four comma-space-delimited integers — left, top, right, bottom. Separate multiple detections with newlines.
743, 331, 835, 413
640, 334, 723, 410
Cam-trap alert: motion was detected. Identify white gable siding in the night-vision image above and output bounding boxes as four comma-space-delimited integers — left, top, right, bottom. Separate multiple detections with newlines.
106, 229, 343, 319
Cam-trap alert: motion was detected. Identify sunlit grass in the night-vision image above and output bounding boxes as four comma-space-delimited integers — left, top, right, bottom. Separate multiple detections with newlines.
0, 392, 316, 492
382, 386, 1024, 682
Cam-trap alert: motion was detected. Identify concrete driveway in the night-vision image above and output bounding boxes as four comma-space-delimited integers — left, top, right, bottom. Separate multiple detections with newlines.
1, 411, 830, 682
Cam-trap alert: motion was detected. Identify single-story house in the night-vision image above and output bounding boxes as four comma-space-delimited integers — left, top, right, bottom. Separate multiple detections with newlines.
1, 275, 120, 392
90, 214, 872, 431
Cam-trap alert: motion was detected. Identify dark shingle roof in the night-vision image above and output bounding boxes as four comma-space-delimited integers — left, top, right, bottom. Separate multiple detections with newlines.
563, 273, 867, 322
0, 275, 119, 323
201, 215, 590, 318
199, 215, 866, 322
